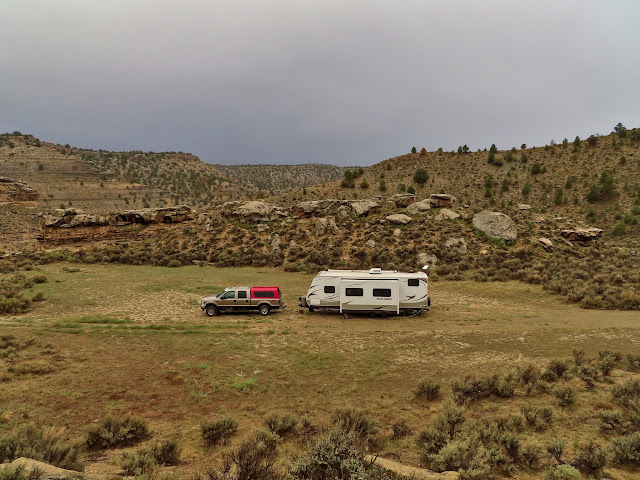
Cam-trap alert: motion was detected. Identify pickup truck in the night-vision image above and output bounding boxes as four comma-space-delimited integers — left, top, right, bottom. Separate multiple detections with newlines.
201, 286, 284, 317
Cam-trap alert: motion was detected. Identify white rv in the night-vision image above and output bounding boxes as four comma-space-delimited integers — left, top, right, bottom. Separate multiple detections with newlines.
299, 268, 430, 315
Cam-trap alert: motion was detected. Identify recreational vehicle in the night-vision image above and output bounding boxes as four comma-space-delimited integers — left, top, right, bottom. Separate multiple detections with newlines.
299, 268, 430, 315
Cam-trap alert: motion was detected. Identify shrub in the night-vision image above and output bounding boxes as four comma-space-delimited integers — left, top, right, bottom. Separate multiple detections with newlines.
0, 465, 43, 480
598, 410, 630, 434
416, 428, 448, 457
413, 169, 429, 185
434, 403, 465, 440
0, 424, 83, 471
612, 379, 640, 408
429, 441, 466, 472
391, 420, 411, 439
624, 354, 640, 372
521, 405, 553, 431
609, 432, 640, 466
544, 360, 569, 381
120, 449, 156, 476
151, 439, 181, 465
545, 439, 567, 464
289, 430, 366, 480
574, 440, 607, 474
167, 259, 181, 268
414, 379, 441, 401
452, 374, 513, 405
543, 464, 580, 480
86, 415, 149, 449
553, 385, 576, 407
331, 409, 377, 440
264, 413, 297, 437
200, 417, 238, 446
521, 444, 541, 467
612, 222, 627, 236
522, 182, 532, 196
531, 163, 542, 174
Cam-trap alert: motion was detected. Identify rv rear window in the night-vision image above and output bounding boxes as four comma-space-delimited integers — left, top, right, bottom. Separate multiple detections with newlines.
373, 288, 391, 297
408, 279, 419, 287
324, 286, 336, 293
254, 291, 275, 298
345, 288, 363, 297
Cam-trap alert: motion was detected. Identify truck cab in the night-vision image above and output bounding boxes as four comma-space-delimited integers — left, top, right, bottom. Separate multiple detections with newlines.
201, 286, 283, 317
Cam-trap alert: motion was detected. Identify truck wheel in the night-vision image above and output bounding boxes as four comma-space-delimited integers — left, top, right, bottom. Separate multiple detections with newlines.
205, 305, 218, 317
259, 304, 270, 316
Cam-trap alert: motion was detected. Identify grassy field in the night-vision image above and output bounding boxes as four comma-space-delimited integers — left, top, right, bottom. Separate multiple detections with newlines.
1, 264, 639, 478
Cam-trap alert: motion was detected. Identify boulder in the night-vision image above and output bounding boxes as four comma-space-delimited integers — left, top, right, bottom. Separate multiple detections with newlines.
228, 201, 286, 223
348, 200, 381, 217
291, 201, 320, 218
518, 204, 532, 210
538, 237, 554, 252
386, 214, 412, 225
430, 194, 455, 208
472, 210, 518, 241
445, 237, 468, 255
418, 252, 439, 266
560, 227, 602, 246
336, 205, 350, 221
435, 209, 460, 221
270, 234, 282, 254
388, 193, 416, 208
406, 199, 431, 215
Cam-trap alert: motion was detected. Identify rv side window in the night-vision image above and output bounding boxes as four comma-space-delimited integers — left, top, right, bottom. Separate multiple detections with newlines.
324, 286, 335, 293
373, 288, 391, 297
345, 288, 363, 297
408, 279, 419, 287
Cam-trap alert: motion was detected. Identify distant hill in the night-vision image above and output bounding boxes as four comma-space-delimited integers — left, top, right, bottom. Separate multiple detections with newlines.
0, 133, 349, 212
211, 164, 348, 196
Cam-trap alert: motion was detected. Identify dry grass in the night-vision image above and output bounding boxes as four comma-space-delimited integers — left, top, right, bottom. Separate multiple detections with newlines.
1, 263, 640, 478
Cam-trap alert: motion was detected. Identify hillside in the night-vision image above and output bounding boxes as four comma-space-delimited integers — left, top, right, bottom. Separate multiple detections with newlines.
276, 128, 640, 232
212, 163, 347, 195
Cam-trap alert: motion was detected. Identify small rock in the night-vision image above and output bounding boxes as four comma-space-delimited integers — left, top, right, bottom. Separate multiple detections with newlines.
518, 204, 532, 210
393, 228, 401, 237
386, 214, 412, 225
406, 199, 431, 215
538, 237, 554, 252
366, 239, 376, 248
430, 194, 455, 208
435, 209, 460, 221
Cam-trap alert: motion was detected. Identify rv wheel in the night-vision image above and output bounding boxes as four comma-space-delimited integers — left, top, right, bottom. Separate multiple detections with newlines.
205, 305, 218, 317
259, 304, 271, 316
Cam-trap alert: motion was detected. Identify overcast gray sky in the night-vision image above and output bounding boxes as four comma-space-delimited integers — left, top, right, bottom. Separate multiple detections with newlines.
1, 1, 639, 166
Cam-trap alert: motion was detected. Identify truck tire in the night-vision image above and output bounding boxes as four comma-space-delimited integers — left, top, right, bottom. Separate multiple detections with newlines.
259, 304, 270, 316
308, 306, 314, 312
205, 305, 218, 317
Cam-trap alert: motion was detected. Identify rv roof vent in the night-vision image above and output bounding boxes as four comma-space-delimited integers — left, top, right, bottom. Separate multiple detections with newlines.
369, 268, 382, 274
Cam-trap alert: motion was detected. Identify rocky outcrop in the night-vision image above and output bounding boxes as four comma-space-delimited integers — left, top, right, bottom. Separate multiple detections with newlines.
365, 456, 459, 480
430, 194, 455, 208
226, 201, 286, 223
0, 177, 38, 202
349, 200, 381, 217
445, 237, 468, 254
386, 214, 412, 225
388, 193, 416, 208
435, 209, 460, 221
44, 206, 194, 228
407, 199, 431, 215
315, 216, 338, 235
561, 227, 602, 246
472, 210, 518, 241
291, 199, 344, 218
